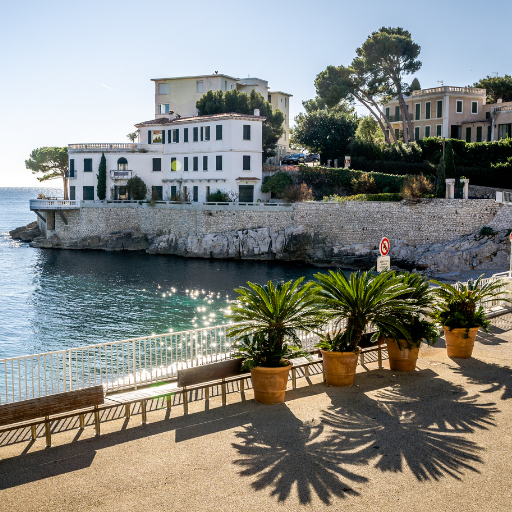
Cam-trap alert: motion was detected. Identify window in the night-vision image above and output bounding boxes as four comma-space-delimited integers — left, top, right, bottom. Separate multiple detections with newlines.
456, 100, 463, 113
158, 83, 170, 95
84, 158, 92, 172
486, 111, 491, 119
488, 125, 492, 141
385, 107, 390, 119
224, 80, 227, 91
193, 156, 198, 171
465, 127, 471, 142
149, 130, 162, 144
243, 125, 251, 140
200, 127, 204, 141
472, 101, 478, 114
69, 159, 75, 178
216, 125, 222, 140
415, 103, 420, 120
171, 186, 177, 201
424, 125, 431, 138
437, 100, 443, 118
193, 186, 198, 202
117, 157, 128, 171
171, 157, 177, 171
203, 155, 208, 171
172, 129, 179, 143
268, 94, 272, 102
184, 157, 189, 171
425, 102, 431, 120
196, 81, 203, 93
239, 185, 254, 202
183, 186, 187, 200
193, 127, 198, 142
216, 155, 222, 170
498, 124, 512, 139
394, 128, 400, 141
205, 126, 210, 141
153, 158, 162, 172
69, 186, 75, 200
414, 126, 420, 140
243, 155, 251, 170
83, 186, 94, 200
184, 128, 189, 143
158, 104, 169, 114
151, 186, 163, 200
385, 129, 390, 139
394, 106, 400, 119
285, 97, 287, 108
477, 126, 482, 142
436, 125, 442, 137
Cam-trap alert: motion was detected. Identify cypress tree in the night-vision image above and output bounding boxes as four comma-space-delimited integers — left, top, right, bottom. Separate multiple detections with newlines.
97, 152, 107, 200
436, 158, 446, 198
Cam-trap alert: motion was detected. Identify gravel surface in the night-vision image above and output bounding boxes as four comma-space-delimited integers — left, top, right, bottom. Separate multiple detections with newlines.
1, 317, 512, 511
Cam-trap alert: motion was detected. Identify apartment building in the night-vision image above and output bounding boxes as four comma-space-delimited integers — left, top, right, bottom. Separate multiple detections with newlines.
152, 74, 291, 161
67, 112, 268, 203
382, 86, 512, 142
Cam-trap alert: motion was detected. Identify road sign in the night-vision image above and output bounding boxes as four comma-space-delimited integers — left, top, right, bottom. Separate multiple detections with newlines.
509, 231, 512, 242
380, 237, 390, 256
377, 256, 391, 272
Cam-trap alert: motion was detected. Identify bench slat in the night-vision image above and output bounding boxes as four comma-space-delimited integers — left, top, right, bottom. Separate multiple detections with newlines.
0, 386, 104, 426
177, 359, 243, 388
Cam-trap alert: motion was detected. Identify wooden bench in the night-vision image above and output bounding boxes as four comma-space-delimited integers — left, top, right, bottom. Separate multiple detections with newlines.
0, 385, 105, 450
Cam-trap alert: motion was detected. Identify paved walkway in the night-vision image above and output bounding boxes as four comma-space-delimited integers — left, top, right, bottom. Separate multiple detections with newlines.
1, 317, 512, 511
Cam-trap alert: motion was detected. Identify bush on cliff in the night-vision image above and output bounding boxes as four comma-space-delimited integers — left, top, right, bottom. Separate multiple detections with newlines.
126, 175, 148, 200
322, 193, 401, 202
261, 172, 294, 198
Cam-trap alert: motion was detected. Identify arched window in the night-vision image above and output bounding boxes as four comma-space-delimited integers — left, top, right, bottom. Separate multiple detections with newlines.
117, 157, 128, 171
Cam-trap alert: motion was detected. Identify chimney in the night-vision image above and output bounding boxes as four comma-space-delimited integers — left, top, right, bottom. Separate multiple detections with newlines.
168, 110, 175, 121
254, 109, 260, 116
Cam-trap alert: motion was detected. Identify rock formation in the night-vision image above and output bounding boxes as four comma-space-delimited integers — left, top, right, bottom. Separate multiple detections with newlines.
9, 221, 41, 242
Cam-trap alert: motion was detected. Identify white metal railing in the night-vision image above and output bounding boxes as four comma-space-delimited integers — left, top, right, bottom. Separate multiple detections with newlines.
30, 199, 81, 210
412, 87, 485, 96
68, 143, 137, 150
110, 170, 133, 179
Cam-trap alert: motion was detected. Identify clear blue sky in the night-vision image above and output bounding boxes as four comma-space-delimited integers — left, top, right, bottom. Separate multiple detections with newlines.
1, 0, 510, 187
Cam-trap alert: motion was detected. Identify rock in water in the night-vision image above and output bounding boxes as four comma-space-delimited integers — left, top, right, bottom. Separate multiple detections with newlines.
9, 221, 41, 242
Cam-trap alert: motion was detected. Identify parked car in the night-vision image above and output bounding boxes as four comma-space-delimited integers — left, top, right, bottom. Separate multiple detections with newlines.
282, 154, 306, 165
305, 154, 320, 162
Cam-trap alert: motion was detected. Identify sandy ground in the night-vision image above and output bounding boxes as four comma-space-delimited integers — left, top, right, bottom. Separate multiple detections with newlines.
1, 316, 512, 512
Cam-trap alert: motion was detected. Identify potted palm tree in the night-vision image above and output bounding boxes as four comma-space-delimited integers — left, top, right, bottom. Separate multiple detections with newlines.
380, 273, 439, 371
314, 269, 417, 386
226, 278, 319, 404
432, 276, 510, 358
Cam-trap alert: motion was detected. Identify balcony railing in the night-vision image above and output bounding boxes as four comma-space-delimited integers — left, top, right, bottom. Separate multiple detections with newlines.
30, 199, 81, 210
412, 86, 486, 96
110, 170, 133, 180
68, 143, 137, 150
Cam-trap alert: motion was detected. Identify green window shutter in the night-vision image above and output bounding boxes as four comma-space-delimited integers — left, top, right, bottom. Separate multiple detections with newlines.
168, 130, 171, 143
184, 157, 188, 171
162, 130, 166, 144
476, 126, 482, 142
69, 186, 75, 200
216, 155, 222, 170
436, 125, 442, 137
193, 186, 198, 202
243, 125, 251, 140
243, 155, 251, 170
171, 186, 177, 200
414, 126, 420, 140
205, 126, 210, 141
184, 128, 188, 142
415, 104, 420, 120
385, 107, 390, 118
466, 127, 471, 142
175, 129, 179, 143
148, 130, 152, 144
394, 128, 400, 141
70, 159, 75, 177
84, 159, 92, 172
193, 157, 198, 171
395, 106, 400, 119
425, 126, 430, 137
203, 156, 208, 170
437, 100, 443, 118
456, 101, 462, 113
193, 127, 198, 142
153, 158, 161, 172
200, 127, 204, 141
487, 126, 492, 141
426, 103, 431, 120
171, 157, 177, 171
472, 102, 478, 114
216, 125, 222, 140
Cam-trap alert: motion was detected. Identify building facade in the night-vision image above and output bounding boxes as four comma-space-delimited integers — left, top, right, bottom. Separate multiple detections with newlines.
151, 74, 291, 161
67, 112, 268, 203
382, 86, 512, 142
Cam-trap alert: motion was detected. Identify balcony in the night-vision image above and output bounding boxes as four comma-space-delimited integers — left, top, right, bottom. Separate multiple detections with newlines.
68, 143, 137, 153
30, 199, 81, 210
110, 170, 133, 180
412, 86, 486, 96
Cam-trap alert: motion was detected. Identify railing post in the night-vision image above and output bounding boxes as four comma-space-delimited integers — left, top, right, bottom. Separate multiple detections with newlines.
68, 350, 73, 391
132, 340, 137, 390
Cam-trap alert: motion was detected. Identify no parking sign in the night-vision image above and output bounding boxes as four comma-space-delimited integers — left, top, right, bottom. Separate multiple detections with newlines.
377, 237, 390, 272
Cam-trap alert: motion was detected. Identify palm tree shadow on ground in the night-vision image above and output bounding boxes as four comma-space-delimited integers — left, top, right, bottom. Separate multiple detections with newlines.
322, 371, 498, 482
231, 404, 368, 505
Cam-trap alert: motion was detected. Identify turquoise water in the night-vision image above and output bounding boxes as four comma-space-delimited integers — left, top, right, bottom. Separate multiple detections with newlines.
0, 188, 326, 360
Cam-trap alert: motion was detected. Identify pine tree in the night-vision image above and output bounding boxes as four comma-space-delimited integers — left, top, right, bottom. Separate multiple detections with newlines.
97, 152, 107, 201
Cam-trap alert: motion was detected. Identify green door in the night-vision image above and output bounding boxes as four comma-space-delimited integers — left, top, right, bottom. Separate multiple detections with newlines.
239, 185, 254, 202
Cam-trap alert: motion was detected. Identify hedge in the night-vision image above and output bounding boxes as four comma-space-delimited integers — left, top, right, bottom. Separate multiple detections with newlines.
322, 193, 402, 203
349, 157, 435, 176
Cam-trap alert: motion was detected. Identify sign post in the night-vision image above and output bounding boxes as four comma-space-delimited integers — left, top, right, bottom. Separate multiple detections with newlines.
377, 237, 391, 272
509, 232, 512, 274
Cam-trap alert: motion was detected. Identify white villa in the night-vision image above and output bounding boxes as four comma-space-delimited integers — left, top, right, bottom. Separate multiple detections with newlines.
67, 111, 268, 203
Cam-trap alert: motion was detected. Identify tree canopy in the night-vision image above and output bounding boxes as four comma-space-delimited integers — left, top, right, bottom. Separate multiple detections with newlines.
472, 75, 512, 104
196, 89, 284, 160
355, 115, 384, 143
290, 109, 357, 165
25, 147, 69, 199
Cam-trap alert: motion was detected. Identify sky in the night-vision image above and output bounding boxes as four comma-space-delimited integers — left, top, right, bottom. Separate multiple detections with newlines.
1, 0, 510, 187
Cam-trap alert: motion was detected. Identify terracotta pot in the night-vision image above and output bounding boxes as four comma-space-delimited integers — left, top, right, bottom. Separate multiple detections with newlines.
444, 327, 479, 358
320, 349, 359, 387
386, 338, 420, 372
250, 363, 291, 404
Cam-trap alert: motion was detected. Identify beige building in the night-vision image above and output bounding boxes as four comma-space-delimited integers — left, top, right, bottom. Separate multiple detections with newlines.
152, 74, 292, 162
382, 86, 512, 142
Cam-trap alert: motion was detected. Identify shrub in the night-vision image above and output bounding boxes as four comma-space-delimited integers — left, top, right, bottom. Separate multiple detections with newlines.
322, 193, 401, 202
351, 173, 378, 194
401, 174, 434, 200
126, 175, 148, 200
207, 189, 230, 202
349, 157, 435, 176
479, 226, 495, 236
261, 172, 294, 198
283, 183, 314, 202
